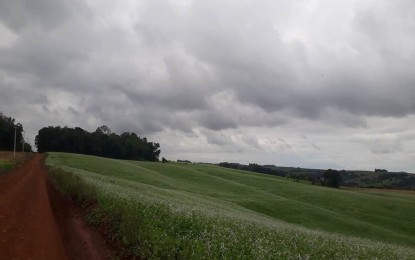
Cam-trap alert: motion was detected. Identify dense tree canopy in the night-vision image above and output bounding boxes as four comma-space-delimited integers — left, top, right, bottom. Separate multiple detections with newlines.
0, 112, 32, 152
323, 169, 342, 188
36, 125, 160, 161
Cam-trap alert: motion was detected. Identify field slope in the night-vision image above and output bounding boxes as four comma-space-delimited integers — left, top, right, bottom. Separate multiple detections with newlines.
46, 152, 415, 259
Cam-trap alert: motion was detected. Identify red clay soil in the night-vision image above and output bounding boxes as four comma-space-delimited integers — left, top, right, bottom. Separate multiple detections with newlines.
0, 153, 114, 259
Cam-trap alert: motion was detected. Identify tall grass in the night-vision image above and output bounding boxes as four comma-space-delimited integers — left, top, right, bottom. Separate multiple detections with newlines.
46, 153, 415, 259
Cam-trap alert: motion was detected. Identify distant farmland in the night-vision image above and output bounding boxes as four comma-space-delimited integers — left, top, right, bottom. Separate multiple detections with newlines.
47, 152, 415, 259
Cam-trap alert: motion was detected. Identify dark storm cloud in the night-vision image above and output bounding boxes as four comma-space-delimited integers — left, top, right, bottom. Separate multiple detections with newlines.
0, 33, 88, 78
1, 0, 415, 170
165, 1, 415, 127
3, 0, 415, 131
198, 111, 238, 131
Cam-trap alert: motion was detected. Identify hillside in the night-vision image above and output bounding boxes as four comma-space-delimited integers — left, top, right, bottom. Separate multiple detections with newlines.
46, 152, 415, 259
232, 163, 415, 190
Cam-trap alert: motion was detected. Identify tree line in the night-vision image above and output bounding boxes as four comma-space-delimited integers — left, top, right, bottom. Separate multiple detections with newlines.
219, 162, 342, 188
36, 125, 160, 161
0, 112, 32, 152
219, 162, 287, 177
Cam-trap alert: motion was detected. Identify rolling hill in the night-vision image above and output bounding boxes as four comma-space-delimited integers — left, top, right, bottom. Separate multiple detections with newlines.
46, 152, 415, 259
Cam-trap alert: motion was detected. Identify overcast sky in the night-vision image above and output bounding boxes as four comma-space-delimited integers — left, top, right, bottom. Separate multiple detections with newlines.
1, 0, 415, 171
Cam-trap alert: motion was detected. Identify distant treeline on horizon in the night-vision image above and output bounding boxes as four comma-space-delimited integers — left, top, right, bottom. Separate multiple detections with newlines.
36, 125, 160, 161
218, 162, 415, 190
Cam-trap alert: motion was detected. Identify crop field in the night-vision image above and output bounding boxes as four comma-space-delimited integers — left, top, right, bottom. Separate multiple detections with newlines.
46, 152, 415, 259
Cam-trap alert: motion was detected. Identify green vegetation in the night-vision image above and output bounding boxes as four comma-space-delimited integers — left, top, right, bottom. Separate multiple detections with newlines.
0, 152, 32, 173
47, 152, 415, 259
0, 159, 15, 172
36, 125, 160, 161
342, 170, 415, 189
0, 112, 32, 152
322, 169, 342, 188
220, 163, 415, 190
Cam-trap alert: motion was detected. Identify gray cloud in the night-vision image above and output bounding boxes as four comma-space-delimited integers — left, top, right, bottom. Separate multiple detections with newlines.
1, 0, 415, 171
0, 0, 74, 32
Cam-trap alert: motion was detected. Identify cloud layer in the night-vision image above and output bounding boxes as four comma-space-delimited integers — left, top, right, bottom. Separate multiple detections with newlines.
1, 0, 415, 171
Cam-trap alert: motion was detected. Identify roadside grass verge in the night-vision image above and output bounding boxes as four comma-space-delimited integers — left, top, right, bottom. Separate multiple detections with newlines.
46, 153, 415, 259
0, 160, 15, 172
0, 152, 32, 173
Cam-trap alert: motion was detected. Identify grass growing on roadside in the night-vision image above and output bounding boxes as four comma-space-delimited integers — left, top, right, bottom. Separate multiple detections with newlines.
46, 152, 415, 259
0, 152, 33, 173
0, 160, 15, 172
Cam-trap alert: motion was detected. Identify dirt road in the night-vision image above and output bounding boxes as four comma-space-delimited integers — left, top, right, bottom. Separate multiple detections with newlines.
0, 154, 114, 259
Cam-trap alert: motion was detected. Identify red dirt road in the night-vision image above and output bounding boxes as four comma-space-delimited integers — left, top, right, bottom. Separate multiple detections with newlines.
0, 154, 114, 259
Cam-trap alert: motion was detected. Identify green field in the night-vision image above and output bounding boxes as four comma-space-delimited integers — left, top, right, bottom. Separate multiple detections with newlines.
46, 152, 415, 259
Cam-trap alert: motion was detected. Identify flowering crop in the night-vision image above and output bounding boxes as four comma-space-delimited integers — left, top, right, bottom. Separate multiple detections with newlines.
47, 153, 415, 259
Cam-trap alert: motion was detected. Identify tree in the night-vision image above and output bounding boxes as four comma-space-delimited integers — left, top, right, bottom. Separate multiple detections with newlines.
23, 142, 33, 152
323, 169, 342, 188
35, 125, 161, 161
0, 112, 31, 151
95, 125, 112, 135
